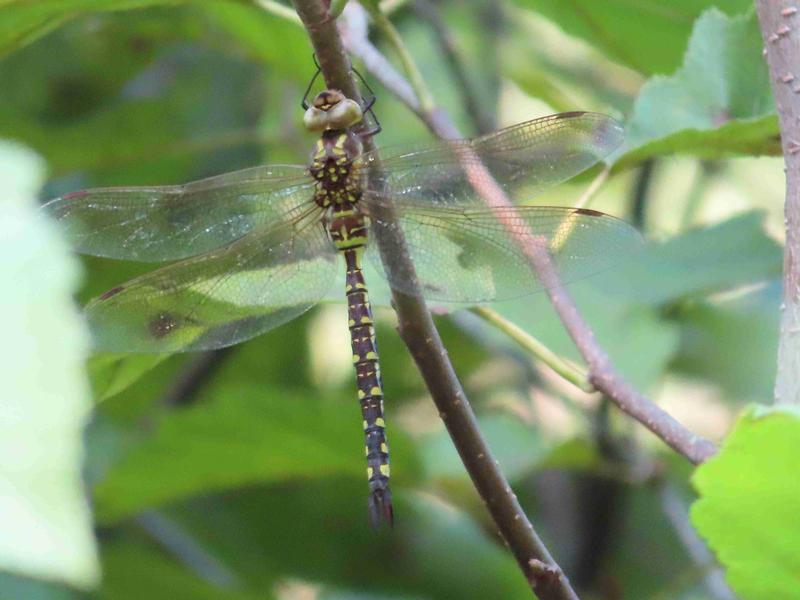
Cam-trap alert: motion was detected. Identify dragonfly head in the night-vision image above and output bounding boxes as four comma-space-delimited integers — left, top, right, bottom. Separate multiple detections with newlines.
303, 89, 363, 132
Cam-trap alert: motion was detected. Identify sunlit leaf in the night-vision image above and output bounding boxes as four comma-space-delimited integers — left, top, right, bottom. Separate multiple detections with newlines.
512, 0, 752, 75
692, 406, 800, 598
0, 141, 99, 589
616, 10, 777, 167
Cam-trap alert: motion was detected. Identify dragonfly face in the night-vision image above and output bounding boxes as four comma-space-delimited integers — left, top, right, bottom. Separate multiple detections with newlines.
42, 97, 642, 527
303, 89, 364, 132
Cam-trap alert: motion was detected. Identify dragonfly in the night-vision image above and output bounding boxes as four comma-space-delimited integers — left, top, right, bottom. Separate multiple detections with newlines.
43, 86, 641, 528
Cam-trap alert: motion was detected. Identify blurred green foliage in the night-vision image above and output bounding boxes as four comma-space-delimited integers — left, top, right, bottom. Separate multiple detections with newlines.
0, 1, 794, 599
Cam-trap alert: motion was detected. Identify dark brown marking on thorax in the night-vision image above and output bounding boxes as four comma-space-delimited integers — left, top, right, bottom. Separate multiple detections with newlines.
310, 129, 364, 209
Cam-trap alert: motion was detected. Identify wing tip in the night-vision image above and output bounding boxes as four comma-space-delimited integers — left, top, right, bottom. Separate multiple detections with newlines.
550, 111, 625, 156
572, 207, 605, 217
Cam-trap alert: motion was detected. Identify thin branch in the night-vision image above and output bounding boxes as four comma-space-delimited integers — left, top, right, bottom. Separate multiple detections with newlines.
629, 159, 655, 229
756, 1, 800, 405
340, 2, 717, 465
380, 0, 409, 15
573, 399, 633, 589
361, 2, 436, 114
678, 161, 719, 231
413, 0, 496, 134
656, 481, 736, 600
160, 348, 234, 409
471, 306, 592, 392
290, 1, 577, 597
136, 510, 241, 589
253, 0, 303, 24
574, 165, 610, 210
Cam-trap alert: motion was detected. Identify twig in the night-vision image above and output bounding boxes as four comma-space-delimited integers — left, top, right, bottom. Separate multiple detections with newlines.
360, 2, 436, 115
756, 1, 800, 405
573, 165, 610, 210
656, 481, 736, 600
678, 161, 719, 231
290, 1, 578, 597
160, 348, 234, 409
136, 510, 240, 588
573, 399, 632, 589
471, 306, 592, 392
340, 2, 717, 465
413, 0, 496, 134
253, 0, 303, 24
629, 159, 655, 229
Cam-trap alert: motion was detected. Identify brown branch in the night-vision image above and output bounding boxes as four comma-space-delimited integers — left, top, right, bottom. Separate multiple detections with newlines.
340, 3, 717, 465
290, 1, 578, 597
757, 1, 800, 405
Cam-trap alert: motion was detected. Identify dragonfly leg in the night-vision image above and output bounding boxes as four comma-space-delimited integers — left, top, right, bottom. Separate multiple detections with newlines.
344, 247, 393, 528
302, 57, 322, 110
352, 66, 382, 137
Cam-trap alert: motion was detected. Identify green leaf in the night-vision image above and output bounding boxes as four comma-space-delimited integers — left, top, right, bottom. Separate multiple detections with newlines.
201, 2, 311, 79
512, 0, 752, 76
101, 536, 255, 600
93, 386, 360, 522
691, 406, 800, 599
604, 211, 782, 304
0, 141, 99, 588
173, 484, 532, 599
0, 1, 193, 56
93, 353, 420, 523
0, 1, 308, 65
493, 212, 779, 392
88, 353, 170, 402
673, 284, 780, 402
496, 288, 680, 391
616, 10, 777, 167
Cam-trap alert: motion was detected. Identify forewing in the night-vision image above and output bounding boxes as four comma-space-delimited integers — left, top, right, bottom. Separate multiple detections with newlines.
42, 165, 315, 261
86, 208, 336, 352
364, 203, 642, 303
360, 112, 624, 207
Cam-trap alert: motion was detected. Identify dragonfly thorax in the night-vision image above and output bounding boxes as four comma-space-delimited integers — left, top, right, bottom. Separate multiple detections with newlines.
310, 128, 364, 209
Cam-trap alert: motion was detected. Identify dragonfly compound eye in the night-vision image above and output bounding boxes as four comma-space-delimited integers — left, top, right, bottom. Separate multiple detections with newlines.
304, 90, 364, 132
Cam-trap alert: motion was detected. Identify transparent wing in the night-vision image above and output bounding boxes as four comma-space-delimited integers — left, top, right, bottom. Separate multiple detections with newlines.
360, 112, 624, 207
364, 203, 642, 302
86, 206, 337, 352
42, 165, 315, 261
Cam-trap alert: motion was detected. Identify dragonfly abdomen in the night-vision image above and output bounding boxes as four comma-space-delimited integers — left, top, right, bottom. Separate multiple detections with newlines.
344, 246, 393, 528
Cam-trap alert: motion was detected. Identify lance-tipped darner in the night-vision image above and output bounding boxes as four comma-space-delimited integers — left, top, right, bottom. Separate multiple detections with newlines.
43, 72, 641, 527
